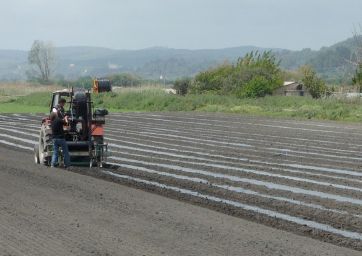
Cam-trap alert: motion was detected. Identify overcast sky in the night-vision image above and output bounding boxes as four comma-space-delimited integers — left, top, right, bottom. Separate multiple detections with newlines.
1, 0, 362, 51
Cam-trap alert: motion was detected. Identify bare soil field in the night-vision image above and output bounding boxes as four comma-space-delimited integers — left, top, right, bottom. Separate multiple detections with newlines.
0, 112, 362, 254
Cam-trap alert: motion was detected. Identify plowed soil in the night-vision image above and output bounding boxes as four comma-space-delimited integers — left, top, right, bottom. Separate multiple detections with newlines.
0, 112, 361, 255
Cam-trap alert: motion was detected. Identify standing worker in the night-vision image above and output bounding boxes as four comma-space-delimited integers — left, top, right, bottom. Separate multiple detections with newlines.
50, 112, 70, 168
52, 98, 66, 118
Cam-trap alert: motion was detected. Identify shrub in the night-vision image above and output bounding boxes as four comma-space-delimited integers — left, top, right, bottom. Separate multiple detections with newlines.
300, 66, 328, 98
174, 78, 191, 95
190, 63, 234, 94
352, 63, 362, 92
189, 51, 283, 98
237, 76, 272, 98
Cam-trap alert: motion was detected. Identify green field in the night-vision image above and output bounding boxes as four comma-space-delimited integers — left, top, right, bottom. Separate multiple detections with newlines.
0, 103, 48, 113
2, 87, 362, 122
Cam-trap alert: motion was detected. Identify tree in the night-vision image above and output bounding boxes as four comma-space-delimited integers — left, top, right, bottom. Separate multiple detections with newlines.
28, 40, 55, 83
233, 51, 282, 97
300, 66, 328, 98
352, 26, 362, 65
190, 51, 283, 98
352, 26, 362, 91
352, 63, 362, 92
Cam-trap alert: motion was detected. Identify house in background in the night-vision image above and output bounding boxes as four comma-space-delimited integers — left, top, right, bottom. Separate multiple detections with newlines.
274, 81, 307, 96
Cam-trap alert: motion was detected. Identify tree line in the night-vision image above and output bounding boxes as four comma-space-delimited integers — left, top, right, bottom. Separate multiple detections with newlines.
174, 51, 330, 99
25, 41, 332, 99
27, 34, 362, 98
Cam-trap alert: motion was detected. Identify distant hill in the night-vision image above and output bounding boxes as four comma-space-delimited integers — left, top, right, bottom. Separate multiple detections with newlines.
277, 37, 358, 83
0, 37, 358, 83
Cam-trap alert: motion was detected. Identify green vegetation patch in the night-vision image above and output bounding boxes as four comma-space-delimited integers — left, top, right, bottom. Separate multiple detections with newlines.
2, 89, 362, 122
0, 102, 48, 113
0, 91, 51, 113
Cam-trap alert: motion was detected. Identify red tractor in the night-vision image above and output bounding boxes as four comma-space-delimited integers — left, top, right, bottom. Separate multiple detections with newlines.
34, 88, 108, 167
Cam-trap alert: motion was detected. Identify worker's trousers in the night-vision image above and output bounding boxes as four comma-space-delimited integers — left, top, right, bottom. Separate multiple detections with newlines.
51, 138, 70, 167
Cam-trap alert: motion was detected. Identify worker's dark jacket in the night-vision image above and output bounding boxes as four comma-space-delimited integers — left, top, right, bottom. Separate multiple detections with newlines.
55, 105, 65, 118
52, 117, 66, 139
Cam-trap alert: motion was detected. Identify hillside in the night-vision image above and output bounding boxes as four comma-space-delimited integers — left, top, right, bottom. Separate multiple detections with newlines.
0, 37, 358, 82
277, 37, 358, 83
